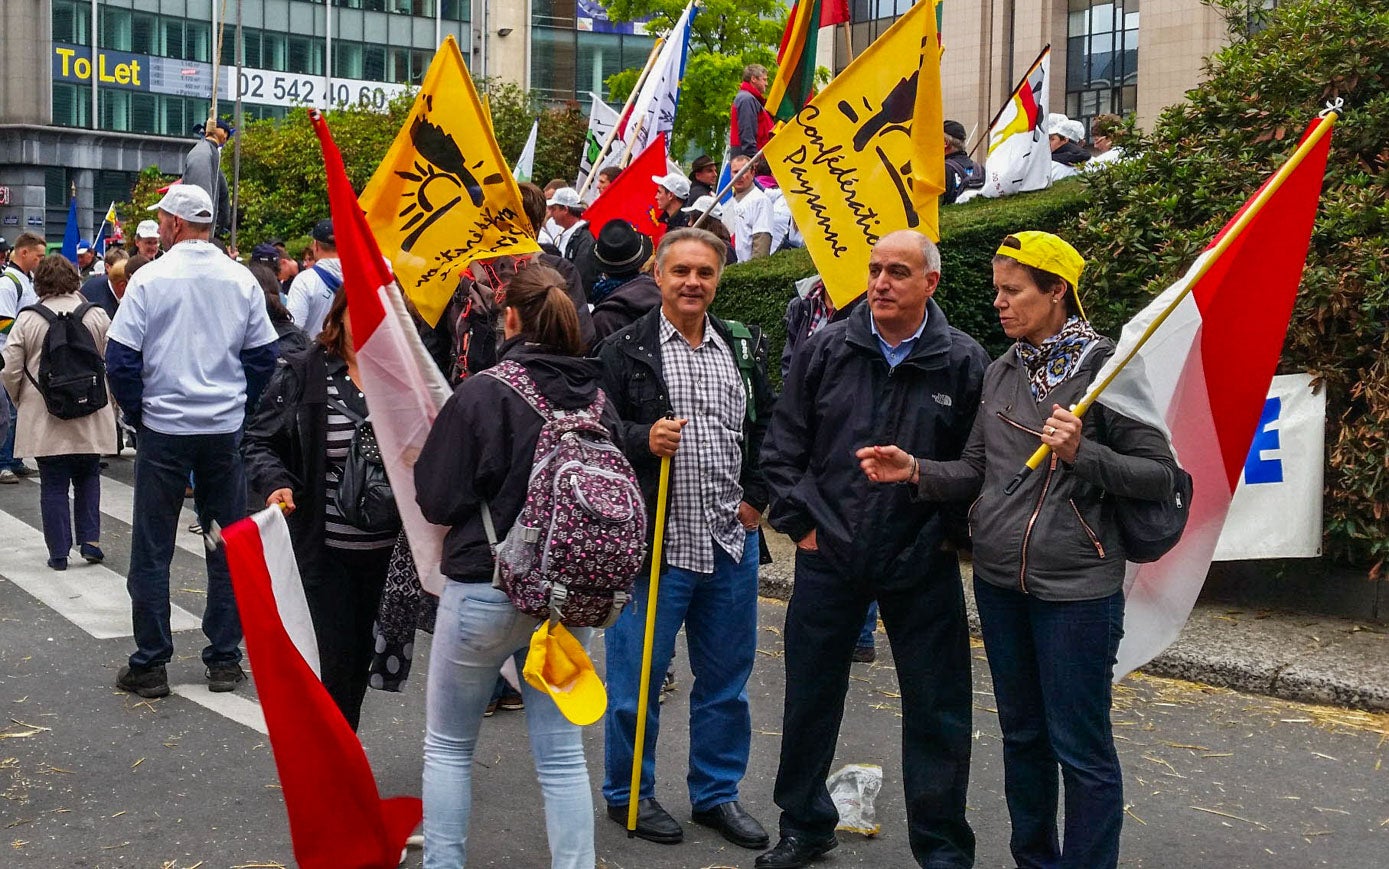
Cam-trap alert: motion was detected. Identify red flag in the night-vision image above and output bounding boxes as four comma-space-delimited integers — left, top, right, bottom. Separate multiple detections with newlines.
1089, 114, 1335, 678
821, 0, 850, 27
308, 108, 454, 597
223, 507, 421, 868
585, 132, 670, 244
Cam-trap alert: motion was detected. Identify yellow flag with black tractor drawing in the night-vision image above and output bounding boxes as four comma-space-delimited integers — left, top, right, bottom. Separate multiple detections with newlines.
766, 0, 944, 310
360, 36, 539, 327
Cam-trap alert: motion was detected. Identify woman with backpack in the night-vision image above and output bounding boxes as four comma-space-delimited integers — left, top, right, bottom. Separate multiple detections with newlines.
856, 232, 1181, 869
414, 263, 624, 868
242, 289, 397, 732
1, 254, 116, 570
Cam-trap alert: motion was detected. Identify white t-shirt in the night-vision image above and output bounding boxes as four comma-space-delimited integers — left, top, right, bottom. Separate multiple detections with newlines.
540, 217, 563, 248
286, 257, 342, 340
731, 187, 773, 262
107, 239, 278, 436
0, 266, 38, 353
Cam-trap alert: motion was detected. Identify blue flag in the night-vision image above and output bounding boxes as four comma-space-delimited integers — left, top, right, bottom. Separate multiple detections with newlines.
61, 195, 80, 264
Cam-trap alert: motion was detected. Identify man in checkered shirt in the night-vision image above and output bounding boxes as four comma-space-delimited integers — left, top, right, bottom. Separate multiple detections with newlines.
596, 227, 776, 852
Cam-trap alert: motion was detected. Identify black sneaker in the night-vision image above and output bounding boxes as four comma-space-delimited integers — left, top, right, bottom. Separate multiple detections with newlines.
851, 645, 876, 664
117, 664, 170, 698
206, 663, 246, 692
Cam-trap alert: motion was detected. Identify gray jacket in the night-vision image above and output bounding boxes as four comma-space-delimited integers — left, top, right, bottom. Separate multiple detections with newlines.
916, 338, 1178, 601
182, 137, 231, 236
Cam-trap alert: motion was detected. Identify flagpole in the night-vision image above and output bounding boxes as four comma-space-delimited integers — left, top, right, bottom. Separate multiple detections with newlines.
967, 43, 1048, 161
231, 0, 243, 254
93, 201, 112, 254
576, 38, 665, 201
627, 452, 673, 835
615, 116, 649, 170
689, 144, 768, 230
842, 21, 854, 61
1002, 109, 1339, 496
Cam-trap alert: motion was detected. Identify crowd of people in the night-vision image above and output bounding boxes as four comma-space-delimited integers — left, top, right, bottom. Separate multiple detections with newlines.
0, 88, 1165, 869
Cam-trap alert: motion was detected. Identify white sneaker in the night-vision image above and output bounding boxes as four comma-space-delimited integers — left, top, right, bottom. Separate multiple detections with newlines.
0, 469, 17, 484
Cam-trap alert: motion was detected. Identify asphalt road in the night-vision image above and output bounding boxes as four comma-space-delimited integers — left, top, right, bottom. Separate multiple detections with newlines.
1, 454, 1386, 868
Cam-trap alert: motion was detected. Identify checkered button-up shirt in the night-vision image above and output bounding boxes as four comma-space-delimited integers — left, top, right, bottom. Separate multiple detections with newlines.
659, 312, 747, 573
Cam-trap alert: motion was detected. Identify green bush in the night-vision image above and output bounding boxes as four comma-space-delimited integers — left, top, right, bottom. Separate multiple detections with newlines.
1065, 0, 1389, 569
713, 181, 1089, 382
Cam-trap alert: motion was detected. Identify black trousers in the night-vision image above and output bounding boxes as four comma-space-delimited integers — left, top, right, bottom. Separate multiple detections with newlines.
305, 544, 392, 732
773, 548, 976, 868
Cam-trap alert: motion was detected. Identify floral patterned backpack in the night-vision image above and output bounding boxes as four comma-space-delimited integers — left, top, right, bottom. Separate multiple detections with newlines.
480, 360, 647, 627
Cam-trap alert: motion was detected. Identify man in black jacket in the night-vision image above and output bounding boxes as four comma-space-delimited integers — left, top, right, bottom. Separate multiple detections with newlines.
758, 230, 988, 869
596, 227, 776, 852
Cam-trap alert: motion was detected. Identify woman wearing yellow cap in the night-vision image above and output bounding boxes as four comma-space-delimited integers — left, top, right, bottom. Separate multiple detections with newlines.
857, 231, 1178, 868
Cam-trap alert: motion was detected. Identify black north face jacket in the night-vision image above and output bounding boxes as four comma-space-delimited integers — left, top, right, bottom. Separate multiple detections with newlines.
761, 300, 989, 591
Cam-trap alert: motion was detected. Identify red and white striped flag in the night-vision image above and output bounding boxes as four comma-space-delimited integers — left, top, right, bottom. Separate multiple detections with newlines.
222, 507, 422, 867
1095, 113, 1335, 678
308, 108, 454, 596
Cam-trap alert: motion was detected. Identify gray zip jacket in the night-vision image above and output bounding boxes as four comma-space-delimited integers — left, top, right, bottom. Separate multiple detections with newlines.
915, 338, 1178, 601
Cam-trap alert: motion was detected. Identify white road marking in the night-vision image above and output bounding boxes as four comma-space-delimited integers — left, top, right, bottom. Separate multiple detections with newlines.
0, 511, 200, 639
170, 683, 268, 735
32, 473, 208, 560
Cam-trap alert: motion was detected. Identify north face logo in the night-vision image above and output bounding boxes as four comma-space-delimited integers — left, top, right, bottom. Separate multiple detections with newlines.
933, 393, 953, 407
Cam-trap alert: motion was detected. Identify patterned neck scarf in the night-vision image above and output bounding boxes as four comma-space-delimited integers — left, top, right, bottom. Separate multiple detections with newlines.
1015, 316, 1100, 402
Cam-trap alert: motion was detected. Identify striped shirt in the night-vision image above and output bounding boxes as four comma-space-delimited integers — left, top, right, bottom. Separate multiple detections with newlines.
659, 313, 747, 573
324, 370, 397, 550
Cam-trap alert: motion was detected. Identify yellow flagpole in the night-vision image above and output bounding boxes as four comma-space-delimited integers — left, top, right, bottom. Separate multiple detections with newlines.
627, 452, 673, 834
1003, 108, 1339, 496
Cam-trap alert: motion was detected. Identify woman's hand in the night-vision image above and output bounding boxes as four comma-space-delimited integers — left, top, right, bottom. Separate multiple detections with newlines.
267, 488, 297, 515
856, 445, 916, 484
1043, 405, 1083, 464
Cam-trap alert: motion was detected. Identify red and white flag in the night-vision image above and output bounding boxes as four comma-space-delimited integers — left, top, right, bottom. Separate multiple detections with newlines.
584, 132, 671, 245
308, 108, 454, 596
1094, 114, 1335, 678
222, 506, 422, 867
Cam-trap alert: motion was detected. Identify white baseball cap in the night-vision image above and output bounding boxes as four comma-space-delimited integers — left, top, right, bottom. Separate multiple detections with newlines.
680, 195, 725, 221
546, 187, 582, 208
651, 172, 690, 200
1061, 119, 1086, 143
135, 220, 160, 239
149, 184, 214, 223
1044, 112, 1071, 137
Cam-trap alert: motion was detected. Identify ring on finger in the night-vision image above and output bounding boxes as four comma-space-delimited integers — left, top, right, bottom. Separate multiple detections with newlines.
1044, 425, 1056, 435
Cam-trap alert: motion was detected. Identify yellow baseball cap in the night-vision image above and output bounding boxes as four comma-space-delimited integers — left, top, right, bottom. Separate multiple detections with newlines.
995, 231, 1088, 320
524, 621, 607, 726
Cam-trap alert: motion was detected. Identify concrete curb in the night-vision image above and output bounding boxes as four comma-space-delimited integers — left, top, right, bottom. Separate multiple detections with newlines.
757, 563, 1389, 713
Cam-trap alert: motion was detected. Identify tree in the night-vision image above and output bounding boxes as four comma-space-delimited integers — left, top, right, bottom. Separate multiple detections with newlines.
1064, 0, 1389, 570
603, 0, 788, 157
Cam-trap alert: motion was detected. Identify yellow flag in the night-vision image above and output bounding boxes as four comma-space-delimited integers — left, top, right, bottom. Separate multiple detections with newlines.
766, 0, 944, 309
360, 36, 538, 327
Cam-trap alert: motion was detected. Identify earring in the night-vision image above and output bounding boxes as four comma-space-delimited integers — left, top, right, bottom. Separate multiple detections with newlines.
1052, 297, 1060, 304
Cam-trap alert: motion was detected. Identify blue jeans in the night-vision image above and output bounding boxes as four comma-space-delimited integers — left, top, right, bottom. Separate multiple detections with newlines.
603, 530, 760, 811
36, 454, 101, 559
857, 600, 879, 648
422, 581, 594, 869
0, 390, 19, 470
974, 578, 1125, 869
127, 427, 245, 669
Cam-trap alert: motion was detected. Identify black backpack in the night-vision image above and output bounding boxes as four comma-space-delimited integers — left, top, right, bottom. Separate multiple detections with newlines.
326, 395, 401, 534
20, 301, 109, 420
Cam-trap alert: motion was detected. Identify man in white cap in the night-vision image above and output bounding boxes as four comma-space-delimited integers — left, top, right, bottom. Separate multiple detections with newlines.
106, 183, 279, 700
547, 186, 598, 297
133, 220, 161, 259
1046, 114, 1090, 180
728, 155, 773, 261
653, 172, 691, 230
285, 218, 342, 340
75, 240, 97, 280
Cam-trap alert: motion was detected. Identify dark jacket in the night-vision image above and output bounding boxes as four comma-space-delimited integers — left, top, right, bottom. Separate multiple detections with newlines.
592, 274, 660, 341
779, 280, 862, 381
689, 179, 715, 202
415, 339, 622, 581
560, 224, 599, 299
1050, 140, 1091, 167
943, 150, 985, 204
915, 340, 1178, 601
761, 301, 989, 591
242, 344, 339, 585
79, 274, 119, 319
272, 317, 310, 358
595, 307, 776, 551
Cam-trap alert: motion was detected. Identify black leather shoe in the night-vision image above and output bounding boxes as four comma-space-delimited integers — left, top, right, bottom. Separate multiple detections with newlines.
691, 800, 769, 849
606, 798, 683, 844
755, 834, 839, 869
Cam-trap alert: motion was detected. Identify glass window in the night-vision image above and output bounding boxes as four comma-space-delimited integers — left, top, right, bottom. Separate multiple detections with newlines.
131, 12, 157, 55
530, 26, 575, 102
1065, 0, 1138, 132
186, 20, 211, 63
263, 32, 288, 71
160, 18, 184, 59
100, 6, 133, 51
364, 44, 387, 81
100, 90, 132, 133
52, 83, 90, 129
336, 42, 365, 79
53, 0, 90, 44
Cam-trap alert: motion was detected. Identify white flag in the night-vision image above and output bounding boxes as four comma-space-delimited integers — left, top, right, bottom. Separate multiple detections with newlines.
576, 92, 622, 196
513, 119, 539, 183
982, 48, 1052, 198
624, 1, 697, 159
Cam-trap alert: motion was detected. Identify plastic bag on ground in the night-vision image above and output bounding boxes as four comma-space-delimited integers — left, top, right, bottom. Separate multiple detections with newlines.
827, 763, 882, 836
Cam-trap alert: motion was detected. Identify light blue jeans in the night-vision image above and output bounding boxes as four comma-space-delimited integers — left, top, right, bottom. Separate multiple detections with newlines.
422, 581, 595, 869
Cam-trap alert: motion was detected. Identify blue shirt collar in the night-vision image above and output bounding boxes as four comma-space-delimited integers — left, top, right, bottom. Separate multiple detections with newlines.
870, 308, 929, 368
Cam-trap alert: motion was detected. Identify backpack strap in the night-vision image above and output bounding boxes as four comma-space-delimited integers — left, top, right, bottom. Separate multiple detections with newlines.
312, 264, 343, 294
479, 359, 555, 421
325, 395, 366, 426
481, 501, 502, 588
722, 318, 759, 424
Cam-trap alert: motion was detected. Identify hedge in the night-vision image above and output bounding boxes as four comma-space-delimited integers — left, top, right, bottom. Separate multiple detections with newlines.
713, 180, 1090, 382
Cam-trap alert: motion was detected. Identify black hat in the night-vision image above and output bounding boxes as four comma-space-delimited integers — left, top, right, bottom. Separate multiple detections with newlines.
311, 219, 335, 245
691, 154, 716, 173
594, 220, 652, 274
943, 119, 967, 141
251, 243, 281, 264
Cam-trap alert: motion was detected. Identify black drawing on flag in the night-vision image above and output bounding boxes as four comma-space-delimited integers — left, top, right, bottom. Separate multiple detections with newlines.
839, 71, 923, 229
395, 95, 506, 251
